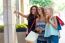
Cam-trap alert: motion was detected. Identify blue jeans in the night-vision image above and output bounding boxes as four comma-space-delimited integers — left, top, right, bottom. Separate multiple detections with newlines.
47, 35, 59, 43
37, 40, 47, 43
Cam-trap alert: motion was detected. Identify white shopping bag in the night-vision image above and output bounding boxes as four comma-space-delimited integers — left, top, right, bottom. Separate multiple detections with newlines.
25, 31, 39, 42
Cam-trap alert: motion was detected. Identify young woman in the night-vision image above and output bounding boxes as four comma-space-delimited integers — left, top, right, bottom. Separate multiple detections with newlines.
14, 6, 39, 43
14, 6, 38, 34
35, 7, 47, 43
44, 8, 59, 43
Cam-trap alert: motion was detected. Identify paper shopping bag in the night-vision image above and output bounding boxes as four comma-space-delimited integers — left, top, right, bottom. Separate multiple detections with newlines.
25, 31, 39, 42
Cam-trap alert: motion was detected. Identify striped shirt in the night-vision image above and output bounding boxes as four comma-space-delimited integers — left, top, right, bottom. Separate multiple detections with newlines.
36, 20, 46, 41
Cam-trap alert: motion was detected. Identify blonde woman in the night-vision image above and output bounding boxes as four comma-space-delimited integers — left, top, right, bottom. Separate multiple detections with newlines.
44, 8, 59, 43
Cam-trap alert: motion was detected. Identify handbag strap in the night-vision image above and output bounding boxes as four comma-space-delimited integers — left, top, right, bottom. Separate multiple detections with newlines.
30, 19, 36, 30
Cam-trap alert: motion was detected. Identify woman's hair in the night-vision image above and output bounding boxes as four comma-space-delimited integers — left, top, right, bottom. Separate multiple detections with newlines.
41, 7, 46, 17
37, 7, 46, 22
45, 7, 53, 23
38, 7, 46, 19
30, 6, 38, 15
46, 15, 50, 23
27, 6, 39, 20
45, 7, 53, 15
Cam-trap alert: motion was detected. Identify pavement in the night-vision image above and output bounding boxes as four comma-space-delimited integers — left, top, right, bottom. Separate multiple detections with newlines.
0, 32, 26, 43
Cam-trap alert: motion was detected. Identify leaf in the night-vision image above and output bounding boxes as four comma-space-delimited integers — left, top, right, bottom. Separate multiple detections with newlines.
29, 0, 52, 7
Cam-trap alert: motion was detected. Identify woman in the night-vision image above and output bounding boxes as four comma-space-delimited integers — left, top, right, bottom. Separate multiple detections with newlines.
14, 6, 39, 43
35, 7, 47, 43
14, 6, 38, 34
44, 8, 59, 43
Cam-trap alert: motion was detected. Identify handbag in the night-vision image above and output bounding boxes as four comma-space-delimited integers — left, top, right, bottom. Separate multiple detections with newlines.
56, 17, 62, 30
25, 19, 39, 42
56, 16, 64, 26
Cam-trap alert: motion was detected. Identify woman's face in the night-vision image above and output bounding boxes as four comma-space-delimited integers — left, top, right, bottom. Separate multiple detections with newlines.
44, 8, 52, 16
31, 7, 37, 15
38, 8, 43, 15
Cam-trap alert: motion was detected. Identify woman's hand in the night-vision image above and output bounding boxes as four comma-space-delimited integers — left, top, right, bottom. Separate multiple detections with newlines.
49, 16, 57, 29
25, 31, 28, 35
25, 28, 28, 36
14, 11, 16, 14
14, 11, 28, 18
14, 11, 19, 14
35, 27, 42, 33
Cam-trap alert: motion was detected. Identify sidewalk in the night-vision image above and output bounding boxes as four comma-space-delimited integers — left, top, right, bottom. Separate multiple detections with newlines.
0, 32, 26, 43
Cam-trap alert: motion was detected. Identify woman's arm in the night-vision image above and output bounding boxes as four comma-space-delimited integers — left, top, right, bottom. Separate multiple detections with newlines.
46, 15, 50, 23
50, 16, 58, 29
14, 11, 28, 18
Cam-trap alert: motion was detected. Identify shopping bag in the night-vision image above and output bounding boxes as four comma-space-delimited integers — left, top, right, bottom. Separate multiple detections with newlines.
57, 18, 62, 30
56, 16, 64, 26
25, 31, 39, 42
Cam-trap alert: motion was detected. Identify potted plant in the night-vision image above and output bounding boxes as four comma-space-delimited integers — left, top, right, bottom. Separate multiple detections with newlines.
16, 23, 28, 32
0, 25, 4, 32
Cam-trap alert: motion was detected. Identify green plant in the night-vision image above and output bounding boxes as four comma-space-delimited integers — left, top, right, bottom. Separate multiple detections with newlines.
29, 0, 53, 7
16, 23, 28, 29
0, 23, 28, 32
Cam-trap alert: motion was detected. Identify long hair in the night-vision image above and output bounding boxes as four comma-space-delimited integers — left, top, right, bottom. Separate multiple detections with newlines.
45, 7, 53, 23
41, 7, 46, 17
27, 6, 38, 20
38, 7, 46, 20
30, 6, 38, 15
